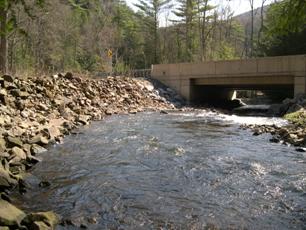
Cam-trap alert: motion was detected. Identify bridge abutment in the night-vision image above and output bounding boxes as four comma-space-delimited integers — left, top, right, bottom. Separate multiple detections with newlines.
294, 76, 306, 96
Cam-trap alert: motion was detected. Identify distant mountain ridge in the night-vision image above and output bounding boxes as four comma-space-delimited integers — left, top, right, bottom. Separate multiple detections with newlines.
234, 5, 270, 34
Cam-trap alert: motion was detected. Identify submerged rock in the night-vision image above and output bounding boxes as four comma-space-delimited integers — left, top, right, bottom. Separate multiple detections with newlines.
39, 181, 51, 188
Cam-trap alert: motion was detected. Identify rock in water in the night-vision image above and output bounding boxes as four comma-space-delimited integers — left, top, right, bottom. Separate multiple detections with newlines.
0, 199, 26, 227
31, 144, 47, 155
296, 147, 306, 152
39, 181, 51, 188
269, 137, 280, 143
29, 135, 49, 146
77, 115, 91, 125
0, 165, 17, 189
22, 211, 60, 229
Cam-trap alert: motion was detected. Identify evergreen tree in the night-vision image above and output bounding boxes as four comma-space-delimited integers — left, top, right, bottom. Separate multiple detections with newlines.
173, 0, 197, 61
135, 0, 172, 64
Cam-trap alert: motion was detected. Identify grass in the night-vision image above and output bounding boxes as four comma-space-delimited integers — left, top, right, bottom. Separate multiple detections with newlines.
284, 109, 306, 126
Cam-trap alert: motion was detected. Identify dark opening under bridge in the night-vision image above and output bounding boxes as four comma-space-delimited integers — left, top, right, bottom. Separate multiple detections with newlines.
151, 55, 306, 102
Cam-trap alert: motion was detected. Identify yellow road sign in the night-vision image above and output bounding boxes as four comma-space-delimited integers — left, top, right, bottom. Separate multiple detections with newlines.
107, 49, 113, 57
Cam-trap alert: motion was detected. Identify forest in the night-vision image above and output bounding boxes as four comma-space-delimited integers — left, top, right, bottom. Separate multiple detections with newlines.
0, 0, 305, 75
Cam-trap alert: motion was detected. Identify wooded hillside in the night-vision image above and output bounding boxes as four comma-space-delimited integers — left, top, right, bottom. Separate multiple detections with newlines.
0, 0, 305, 75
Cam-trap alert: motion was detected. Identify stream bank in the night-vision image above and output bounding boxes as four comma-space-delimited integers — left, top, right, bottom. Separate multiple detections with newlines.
0, 72, 305, 229
241, 94, 306, 151
0, 73, 183, 229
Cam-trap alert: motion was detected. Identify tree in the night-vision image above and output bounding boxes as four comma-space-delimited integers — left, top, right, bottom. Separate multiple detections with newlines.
257, 0, 267, 47
113, 1, 145, 69
173, 0, 197, 62
196, 0, 215, 61
248, 0, 254, 57
135, 0, 172, 64
261, 0, 306, 56
0, 0, 45, 74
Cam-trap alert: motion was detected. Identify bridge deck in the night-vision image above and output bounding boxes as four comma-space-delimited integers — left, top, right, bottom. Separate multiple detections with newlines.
151, 55, 306, 101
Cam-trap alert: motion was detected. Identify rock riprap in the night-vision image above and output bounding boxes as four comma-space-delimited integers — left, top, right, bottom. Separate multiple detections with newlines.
0, 73, 182, 229
241, 94, 306, 150
240, 124, 306, 150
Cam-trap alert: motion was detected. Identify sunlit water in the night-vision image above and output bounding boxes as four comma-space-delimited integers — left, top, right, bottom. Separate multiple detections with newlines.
14, 111, 306, 229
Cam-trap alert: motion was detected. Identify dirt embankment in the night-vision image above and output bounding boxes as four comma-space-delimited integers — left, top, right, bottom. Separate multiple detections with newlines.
0, 73, 183, 229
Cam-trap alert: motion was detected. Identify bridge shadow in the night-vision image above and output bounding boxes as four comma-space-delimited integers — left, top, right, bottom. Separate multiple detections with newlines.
190, 83, 294, 110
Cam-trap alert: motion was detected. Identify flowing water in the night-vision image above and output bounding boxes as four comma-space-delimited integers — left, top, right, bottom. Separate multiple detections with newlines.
14, 111, 306, 229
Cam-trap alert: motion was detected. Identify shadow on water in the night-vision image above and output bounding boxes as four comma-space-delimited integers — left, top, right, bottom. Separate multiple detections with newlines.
12, 112, 306, 229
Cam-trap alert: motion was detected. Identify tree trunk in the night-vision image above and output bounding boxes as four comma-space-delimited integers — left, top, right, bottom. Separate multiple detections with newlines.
154, 11, 158, 64
257, 0, 266, 48
0, 6, 8, 74
201, 1, 208, 61
249, 0, 254, 57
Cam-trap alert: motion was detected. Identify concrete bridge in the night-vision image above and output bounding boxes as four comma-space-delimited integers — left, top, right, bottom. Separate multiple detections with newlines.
151, 55, 306, 102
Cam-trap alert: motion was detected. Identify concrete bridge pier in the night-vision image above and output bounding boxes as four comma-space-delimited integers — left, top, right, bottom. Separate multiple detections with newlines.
295, 76, 306, 96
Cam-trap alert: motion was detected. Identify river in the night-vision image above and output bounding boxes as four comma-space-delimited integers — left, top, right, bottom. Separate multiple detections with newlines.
13, 111, 306, 229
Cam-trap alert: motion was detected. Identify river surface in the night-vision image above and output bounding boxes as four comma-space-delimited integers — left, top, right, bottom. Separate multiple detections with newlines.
14, 111, 306, 229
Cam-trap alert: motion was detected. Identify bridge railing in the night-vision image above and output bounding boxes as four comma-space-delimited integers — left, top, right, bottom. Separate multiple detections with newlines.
128, 69, 151, 78
95, 69, 152, 78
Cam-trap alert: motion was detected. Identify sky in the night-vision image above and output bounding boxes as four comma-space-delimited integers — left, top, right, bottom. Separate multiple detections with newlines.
126, 0, 274, 26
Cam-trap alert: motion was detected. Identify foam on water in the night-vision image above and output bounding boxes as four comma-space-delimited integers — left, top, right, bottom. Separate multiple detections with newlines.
173, 110, 288, 126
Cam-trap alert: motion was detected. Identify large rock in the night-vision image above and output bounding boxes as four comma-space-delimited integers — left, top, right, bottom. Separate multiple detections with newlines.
30, 221, 51, 230
0, 89, 7, 97
0, 138, 6, 152
6, 136, 23, 148
31, 144, 47, 155
77, 115, 91, 125
10, 147, 27, 160
2, 75, 14, 83
0, 166, 17, 189
3, 82, 17, 90
10, 89, 21, 97
47, 126, 61, 141
22, 211, 60, 229
287, 104, 303, 114
0, 199, 26, 227
29, 135, 49, 146
64, 72, 73, 80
